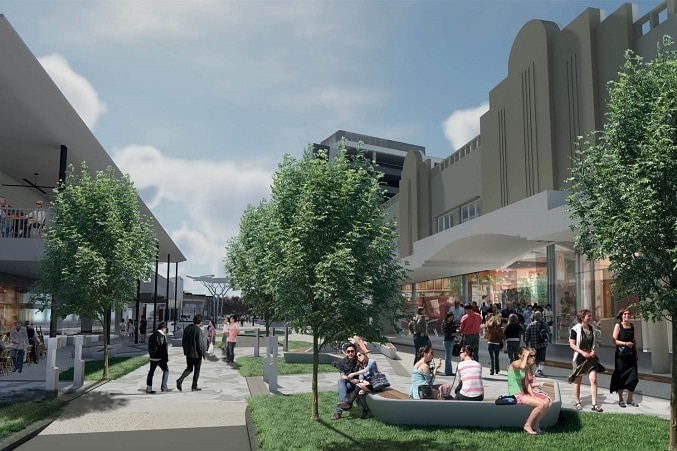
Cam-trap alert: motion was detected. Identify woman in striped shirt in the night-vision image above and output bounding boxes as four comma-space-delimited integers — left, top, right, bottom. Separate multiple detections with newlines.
453, 345, 484, 401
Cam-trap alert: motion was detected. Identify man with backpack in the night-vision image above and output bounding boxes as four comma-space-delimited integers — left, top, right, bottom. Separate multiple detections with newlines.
146, 322, 171, 394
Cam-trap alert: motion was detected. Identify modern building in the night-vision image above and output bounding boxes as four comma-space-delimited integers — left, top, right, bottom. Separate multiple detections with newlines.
388, 1, 676, 362
0, 15, 186, 334
316, 130, 441, 198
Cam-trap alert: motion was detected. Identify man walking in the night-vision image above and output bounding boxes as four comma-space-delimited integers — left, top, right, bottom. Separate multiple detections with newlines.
525, 311, 549, 376
176, 314, 206, 392
9, 320, 28, 372
146, 322, 171, 394
459, 304, 482, 361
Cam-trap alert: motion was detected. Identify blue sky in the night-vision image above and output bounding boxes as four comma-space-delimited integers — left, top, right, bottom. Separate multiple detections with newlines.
0, 0, 660, 294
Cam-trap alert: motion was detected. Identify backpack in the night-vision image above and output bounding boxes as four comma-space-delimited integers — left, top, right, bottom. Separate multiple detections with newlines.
148, 332, 161, 357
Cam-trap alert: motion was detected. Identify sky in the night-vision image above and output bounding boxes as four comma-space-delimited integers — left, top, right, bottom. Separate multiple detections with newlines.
0, 0, 661, 294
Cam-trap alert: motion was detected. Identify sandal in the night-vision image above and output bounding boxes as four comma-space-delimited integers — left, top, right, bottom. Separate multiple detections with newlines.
627, 401, 639, 407
618, 401, 627, 408
574, 401, 582, 411
591, 404, 604, 412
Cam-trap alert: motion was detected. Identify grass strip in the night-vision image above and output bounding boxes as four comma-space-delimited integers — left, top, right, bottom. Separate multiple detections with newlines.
249, 391, 669, 451
236, 356, 336, 377
0, 399, 65, 441
59, 356, 148, 381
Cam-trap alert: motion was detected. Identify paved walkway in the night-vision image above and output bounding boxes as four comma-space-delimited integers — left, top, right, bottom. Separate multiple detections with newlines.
0, 332, 671, 451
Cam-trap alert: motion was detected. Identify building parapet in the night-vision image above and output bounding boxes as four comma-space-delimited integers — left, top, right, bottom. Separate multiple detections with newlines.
635, 1, 674, 37
431, 135, 481, 176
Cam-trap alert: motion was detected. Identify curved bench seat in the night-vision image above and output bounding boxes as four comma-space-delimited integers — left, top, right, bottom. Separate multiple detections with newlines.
365, 382, 561, 429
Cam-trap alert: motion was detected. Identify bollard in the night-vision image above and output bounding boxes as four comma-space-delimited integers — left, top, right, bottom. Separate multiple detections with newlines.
45, 337, 60, 399
254, 327, 260, 357
73, 335, 85, 388
284, 327, 289, 352
263, 335, 278, 393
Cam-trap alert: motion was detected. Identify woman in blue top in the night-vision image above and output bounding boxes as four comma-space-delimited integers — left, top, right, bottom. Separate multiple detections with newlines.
349, 351, 379, 419
408, 344, 451, 399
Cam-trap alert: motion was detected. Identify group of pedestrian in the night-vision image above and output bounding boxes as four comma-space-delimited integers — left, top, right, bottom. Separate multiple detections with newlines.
145, 313, 244, 393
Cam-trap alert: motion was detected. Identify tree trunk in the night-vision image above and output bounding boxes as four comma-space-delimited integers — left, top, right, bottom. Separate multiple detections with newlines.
311, 332, 319, 421
671, 317, 677, 450
103, 309, 111, 379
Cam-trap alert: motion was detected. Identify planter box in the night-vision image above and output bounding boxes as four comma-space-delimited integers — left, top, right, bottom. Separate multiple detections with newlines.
379, 343, 400, 360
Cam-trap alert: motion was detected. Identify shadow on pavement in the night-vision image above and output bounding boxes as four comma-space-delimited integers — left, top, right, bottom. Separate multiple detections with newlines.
58, 391, 129, 419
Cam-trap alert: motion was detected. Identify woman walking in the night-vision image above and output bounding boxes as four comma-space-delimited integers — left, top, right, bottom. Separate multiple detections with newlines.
484, 315, 504, 375
569, 309, 606, 412
610, 309, 639, 407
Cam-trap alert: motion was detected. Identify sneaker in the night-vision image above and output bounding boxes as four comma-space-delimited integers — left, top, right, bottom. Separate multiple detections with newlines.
176, 379, 182, 392
331, 412, 342, 420
146, 389, 156, 394
337, 401, 351, 410
161, 388, 173, 392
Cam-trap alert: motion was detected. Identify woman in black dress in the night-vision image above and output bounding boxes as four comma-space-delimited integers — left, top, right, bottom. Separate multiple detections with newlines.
610, 309, 639, 407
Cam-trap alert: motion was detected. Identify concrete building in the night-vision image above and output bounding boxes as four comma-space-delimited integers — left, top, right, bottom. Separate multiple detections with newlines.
0, 15, 186, 334
316, 130, 440, 198
389, 1, 676, 365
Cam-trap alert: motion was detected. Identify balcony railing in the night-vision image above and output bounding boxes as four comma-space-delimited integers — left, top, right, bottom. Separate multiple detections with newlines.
0, 207, 46, 239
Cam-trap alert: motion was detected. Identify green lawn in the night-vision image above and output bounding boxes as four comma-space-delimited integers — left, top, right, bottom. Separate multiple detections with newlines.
0, 399, 66, 442
59, 356, 149, 381
236, 356, 336, 377
249, 391, 669, 451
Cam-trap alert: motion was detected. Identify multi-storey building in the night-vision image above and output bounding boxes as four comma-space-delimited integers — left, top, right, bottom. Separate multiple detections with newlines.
315, 130, 440, 198
388, 1, 677, 364
0, 15, 186, 333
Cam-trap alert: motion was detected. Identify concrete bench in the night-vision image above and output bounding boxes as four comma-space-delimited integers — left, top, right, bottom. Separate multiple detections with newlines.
365, 383, 561, 429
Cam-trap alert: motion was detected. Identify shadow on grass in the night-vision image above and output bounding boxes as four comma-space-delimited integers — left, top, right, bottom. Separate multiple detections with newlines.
58, 391, 129, 419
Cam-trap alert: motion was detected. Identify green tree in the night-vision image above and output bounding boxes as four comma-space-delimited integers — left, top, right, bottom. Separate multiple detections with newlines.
268, 144, 405, 420
225, 201, 279, 334
33, 163, 156, 378
568, 36, 677, 449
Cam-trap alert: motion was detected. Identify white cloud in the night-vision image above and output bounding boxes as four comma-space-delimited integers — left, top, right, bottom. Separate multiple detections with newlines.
442, 102, 488, 150
38, 54, 108, 130
113, 144, 273, 283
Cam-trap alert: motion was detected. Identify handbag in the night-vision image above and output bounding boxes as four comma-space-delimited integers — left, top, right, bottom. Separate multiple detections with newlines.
418, 384, 434, 399
495, 395, 517, 405
452, 343, 462, 357
618, 346, 633, 357
370, 373, 390, 391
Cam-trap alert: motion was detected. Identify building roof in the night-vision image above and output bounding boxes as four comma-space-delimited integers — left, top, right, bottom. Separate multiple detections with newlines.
0, 15, 185, 265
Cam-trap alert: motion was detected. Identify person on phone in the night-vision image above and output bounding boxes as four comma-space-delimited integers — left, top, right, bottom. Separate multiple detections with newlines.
508, 347, 551, 435
408, 344, 451, 399
454, 345, 484, 401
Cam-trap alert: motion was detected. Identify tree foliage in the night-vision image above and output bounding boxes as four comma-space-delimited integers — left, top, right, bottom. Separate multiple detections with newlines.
33, 163, 156, 378
225, 201, 279, 333
226, 142, 406, 420
568, 36, 677, 449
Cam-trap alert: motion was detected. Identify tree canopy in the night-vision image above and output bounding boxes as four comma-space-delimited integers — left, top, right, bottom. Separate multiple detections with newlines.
34, 163, 156, 377
226, 142, 406, 420
568, 36, 677, 448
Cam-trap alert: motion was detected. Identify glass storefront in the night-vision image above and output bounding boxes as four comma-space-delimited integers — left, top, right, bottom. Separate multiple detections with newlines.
402, 241, 636, 347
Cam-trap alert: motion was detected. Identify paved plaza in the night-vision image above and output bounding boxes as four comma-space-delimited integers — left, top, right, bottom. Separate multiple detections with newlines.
0, 332, 671, 451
